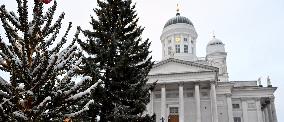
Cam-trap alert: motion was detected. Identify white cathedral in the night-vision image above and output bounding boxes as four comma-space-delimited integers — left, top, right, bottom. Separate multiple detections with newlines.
146, 10, 278, 122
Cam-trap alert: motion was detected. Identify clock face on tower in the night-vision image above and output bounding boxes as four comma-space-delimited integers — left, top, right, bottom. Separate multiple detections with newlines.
175, 37, 181, 43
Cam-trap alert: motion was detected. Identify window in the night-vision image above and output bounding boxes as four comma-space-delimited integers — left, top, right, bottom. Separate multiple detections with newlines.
175, 45, 180, 53
184, 45, 188, 53
168, 47, 172, 55
232, 104, 240, 109
184, 38, 188, 42
191, 39, 194, 44
234, 117, 241, 122
168, 39, 171, 44
169, 107, 179, 114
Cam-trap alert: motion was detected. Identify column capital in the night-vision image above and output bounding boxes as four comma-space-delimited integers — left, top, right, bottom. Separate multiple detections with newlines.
225, 93, 232, 97
194, 81, 200, 86
269, 96, 275, 102
161, 83, 166, 88
179, 81, 184, 86
210, 80, 217, 85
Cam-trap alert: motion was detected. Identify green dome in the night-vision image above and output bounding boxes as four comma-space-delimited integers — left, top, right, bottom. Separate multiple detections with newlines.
164, 13, 194, 28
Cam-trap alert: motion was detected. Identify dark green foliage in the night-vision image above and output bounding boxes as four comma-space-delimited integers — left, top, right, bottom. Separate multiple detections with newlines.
78, 0, 155, 121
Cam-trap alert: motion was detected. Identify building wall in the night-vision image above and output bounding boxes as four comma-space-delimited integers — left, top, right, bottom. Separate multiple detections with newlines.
184, 99, 196, 122
201, 100, 212, 122
217, 95, 229, 122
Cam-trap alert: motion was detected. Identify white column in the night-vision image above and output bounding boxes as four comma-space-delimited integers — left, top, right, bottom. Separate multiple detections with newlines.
161, 84, 166, 121
210, 82, 218, 122
241, 98, 248, 122
256, 98, 263, 122
270, 98, 278, 122
150, 91, 154, 115
226, 94, 234, 122
195, 83, 201, 122
264, 106, 269, 122
179, 83, 184, 122
267, 102, 273, 122
262, 110, 265, 122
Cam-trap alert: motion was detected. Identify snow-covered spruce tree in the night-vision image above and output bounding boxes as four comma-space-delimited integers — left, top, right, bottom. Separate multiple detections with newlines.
78, 0, 155, 121
0, 0, 99, 121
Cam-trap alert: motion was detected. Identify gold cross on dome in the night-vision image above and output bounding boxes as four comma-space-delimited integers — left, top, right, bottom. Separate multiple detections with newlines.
212, 31, 216, 38
177, 4, 180, 13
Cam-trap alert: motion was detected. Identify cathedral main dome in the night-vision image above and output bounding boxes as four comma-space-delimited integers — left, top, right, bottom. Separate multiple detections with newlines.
160, 11, 198, 61
164, 13, 194, 28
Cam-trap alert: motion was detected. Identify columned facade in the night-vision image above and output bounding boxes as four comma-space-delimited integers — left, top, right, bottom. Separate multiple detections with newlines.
149, 75, 277, 122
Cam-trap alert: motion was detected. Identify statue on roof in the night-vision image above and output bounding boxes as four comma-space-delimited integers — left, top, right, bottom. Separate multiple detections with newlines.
267, 76, 272, 87
258, 77, 263, 87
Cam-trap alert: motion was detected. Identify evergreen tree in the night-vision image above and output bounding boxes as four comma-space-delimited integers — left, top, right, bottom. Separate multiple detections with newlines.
78, 0, 155, 121
0, 0, 99, 121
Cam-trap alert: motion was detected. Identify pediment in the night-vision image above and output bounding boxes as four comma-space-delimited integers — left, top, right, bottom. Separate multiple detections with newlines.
149, 58, 218, 75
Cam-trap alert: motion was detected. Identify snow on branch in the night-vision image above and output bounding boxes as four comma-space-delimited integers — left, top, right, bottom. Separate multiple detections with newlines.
45, 12, 65, 36
0, 98, 11, 111
0, 38, 22, 67
64, 99, 94, 117
0, 76, 9, 86
13, 111, 28, 120
0, 90, 9, 98
0, 76, 12, 96
63, 76, 92, 96
42, 1, 58, 36
66, 79, 101, 101
0, 6, 21, 28
36, 96, 51, 109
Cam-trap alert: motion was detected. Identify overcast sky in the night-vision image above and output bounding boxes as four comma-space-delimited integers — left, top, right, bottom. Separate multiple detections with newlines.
1, 0, 284, 121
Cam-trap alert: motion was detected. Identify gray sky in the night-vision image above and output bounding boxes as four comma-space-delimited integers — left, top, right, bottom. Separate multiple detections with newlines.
1, 0, 283, 121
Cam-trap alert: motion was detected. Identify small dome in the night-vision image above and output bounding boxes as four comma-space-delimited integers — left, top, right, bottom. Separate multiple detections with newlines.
164, 13, 194, 28
207, 37, 224, 46
206, 36, 225, 55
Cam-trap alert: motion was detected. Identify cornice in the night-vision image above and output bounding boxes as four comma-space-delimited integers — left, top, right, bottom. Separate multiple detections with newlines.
152, 58, 219, 71
148, 70, 216, 77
